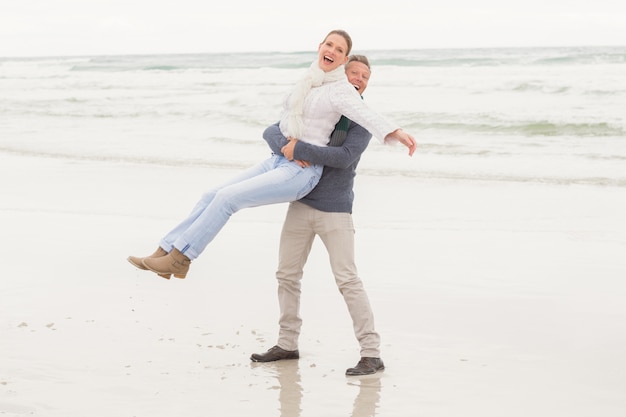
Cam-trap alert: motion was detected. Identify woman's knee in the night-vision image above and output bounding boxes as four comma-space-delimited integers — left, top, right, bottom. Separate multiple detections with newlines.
211, 188, 243, 213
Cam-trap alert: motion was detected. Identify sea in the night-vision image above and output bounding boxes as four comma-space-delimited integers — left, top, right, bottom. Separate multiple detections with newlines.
1, 46, 625, 187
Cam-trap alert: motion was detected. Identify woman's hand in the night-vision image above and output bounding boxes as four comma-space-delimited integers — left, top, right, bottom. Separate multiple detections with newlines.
385, 129, 417, 156
281, 137, 311, 168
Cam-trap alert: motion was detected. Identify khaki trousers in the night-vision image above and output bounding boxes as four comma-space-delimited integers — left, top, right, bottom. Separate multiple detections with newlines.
276, 201, 381, 357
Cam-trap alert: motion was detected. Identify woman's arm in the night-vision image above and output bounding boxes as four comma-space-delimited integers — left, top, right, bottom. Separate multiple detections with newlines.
331, 82, 417, 156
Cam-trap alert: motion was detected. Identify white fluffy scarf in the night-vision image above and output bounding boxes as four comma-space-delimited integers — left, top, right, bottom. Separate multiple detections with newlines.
280, 60, 346, 139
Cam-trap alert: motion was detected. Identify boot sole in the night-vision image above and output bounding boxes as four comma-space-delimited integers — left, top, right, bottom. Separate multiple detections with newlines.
142, 263, 187, 279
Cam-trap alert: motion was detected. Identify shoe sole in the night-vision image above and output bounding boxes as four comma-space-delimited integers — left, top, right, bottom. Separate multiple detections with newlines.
250, 352, 299, 362
345, 366, 385, 376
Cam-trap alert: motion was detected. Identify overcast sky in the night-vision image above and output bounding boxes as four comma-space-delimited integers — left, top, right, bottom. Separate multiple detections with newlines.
2, 0, 625, 57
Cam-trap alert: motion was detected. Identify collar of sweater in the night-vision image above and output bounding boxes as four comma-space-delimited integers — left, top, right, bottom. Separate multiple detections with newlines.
282, 60, 346, 139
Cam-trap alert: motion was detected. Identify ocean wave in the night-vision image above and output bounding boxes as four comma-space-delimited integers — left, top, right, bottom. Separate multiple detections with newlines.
370, 57, 504, 67
401, 115, 625, 137
0, 105, 188, 119
66, 52, 316, 72
2, 46, 624, 192
514, 122, 625, 137
142, 65, 181, 71
511, 82, 571, 94
358, 166, 626, 187
531, 50, 626, 66
3, 46, 625, 76
507, 81, 626, 97
3, 145, 623, 188
364, 46, 626, 68
0, 145, 254, 170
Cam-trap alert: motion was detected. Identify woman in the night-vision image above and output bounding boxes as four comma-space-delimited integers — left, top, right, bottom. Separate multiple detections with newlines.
128, 29, 416, 279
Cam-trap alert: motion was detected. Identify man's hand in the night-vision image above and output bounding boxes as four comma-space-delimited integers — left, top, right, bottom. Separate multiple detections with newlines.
281, 137, 311, 168
294, 159, 311, 168
281, 137, 297, 160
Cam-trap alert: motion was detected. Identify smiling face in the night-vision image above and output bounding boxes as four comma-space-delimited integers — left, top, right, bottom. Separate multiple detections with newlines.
317, 33, 350, 72
345, 60, 371, 94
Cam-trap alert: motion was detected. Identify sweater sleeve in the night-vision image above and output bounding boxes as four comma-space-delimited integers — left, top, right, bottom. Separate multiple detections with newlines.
330, 81, 399, 143
293, 122, 372, 169
262, 122, 289, 155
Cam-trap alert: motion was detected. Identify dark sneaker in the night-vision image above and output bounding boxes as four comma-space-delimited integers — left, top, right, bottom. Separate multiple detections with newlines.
345, 357, 385, 376
250, 345, 300, 362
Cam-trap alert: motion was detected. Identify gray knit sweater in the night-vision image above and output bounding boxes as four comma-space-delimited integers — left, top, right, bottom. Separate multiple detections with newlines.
262, 121, 372, 213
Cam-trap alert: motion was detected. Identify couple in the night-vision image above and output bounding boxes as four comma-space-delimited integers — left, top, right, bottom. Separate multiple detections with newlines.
128, 29, 417, 376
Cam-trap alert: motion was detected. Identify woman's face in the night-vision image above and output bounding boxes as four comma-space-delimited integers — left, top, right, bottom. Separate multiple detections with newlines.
317, 33, 349, 72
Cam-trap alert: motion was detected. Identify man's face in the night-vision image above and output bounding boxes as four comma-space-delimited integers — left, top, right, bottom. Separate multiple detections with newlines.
345, 61, 371, 95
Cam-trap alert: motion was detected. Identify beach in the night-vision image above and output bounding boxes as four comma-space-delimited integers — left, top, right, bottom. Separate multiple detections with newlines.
1, 150, 625, 416
2, 47, 626, 416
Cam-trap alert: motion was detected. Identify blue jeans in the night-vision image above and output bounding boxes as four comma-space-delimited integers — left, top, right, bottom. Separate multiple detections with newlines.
159, 154, 322, 260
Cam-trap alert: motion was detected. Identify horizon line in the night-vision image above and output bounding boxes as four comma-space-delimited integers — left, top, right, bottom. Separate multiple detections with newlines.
2, 44, 625, 60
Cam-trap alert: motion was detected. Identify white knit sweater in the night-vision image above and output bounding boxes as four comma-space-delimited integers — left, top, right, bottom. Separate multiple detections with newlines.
279, 77, 398, 147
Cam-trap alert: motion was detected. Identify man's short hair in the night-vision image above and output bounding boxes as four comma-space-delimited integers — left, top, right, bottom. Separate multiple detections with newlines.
347, 55, 370, 70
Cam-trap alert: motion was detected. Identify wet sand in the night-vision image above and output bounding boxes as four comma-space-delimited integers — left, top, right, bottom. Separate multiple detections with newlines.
1, 153, 625, 416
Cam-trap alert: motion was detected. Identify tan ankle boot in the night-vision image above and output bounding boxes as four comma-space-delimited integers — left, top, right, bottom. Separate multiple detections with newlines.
127, 247, 168, 270
142, 248, 191, 279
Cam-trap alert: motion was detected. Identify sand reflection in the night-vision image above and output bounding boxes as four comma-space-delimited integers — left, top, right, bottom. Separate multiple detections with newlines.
251, 361, 382, 416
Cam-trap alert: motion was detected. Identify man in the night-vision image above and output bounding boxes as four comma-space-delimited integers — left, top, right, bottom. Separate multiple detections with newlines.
251, 55, 404, 376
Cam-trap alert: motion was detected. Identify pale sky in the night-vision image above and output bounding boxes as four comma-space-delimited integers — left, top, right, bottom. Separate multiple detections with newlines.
1, 0, 625, 57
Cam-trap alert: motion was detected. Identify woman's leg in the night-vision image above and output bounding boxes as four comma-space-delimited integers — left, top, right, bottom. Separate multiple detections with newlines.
160, 155, 283, 250
172, 157, 322, 260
